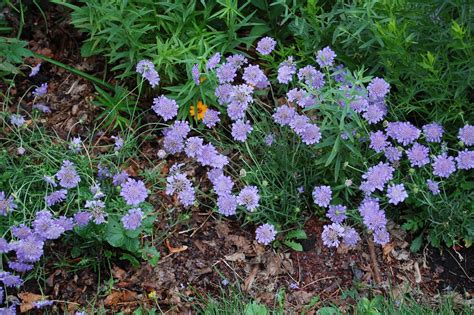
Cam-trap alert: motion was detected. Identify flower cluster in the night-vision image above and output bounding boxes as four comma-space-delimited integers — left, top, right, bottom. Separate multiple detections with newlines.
136, 59, 160, 87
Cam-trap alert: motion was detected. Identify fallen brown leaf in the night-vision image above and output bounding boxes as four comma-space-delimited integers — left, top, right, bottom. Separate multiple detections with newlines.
165, 239, 188, 254
224, 252, 246, 262
19, 292, 45, 313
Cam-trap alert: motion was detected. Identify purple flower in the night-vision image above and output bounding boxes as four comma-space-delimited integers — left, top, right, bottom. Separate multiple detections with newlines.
406, 143, 430, 167
298, 66, 325, 89
120, 179, 148, 206
384, 146, 402, 163
226, 54, 247, 68
321, 223, 344, 248
192, 64, 200, 85
29, 63, 41, 77
121, 208, 144, 230
11, 224, 32, 240
74, 211, 92, 227
369, 131, 388, 153
423, 123, 443, 143
0, 272, 23, 287
33, 83, 48, 96
56, 160, 81, 189
228, 84, 253, 120
360, 162, 394, 193
367, 77, 390, 99
312, 185, 332, 208
202, 109, 220, 128
10, 114, 25, 127
136, 59, 160, 87
301, 124, 322, 145
178, 188, 195, 207
45, 189, 67, 207
327, 205, 347, 224
273, 105, 296, 126
289, 114, 310, 135
231, 120, 253, 142
459, 125, 474, 146
387, 184, 408, 205
350, 96, 369, 113
213, 175, 234, 196
0, 238, 10, 253
166, 172, 192, 195
185, 137, 204, 158
112, 135, 124, 151
217, 194, 238, 216
33, 211, 65, 240
215, 84, 233, 105
373, 228, 390, 245
342, 226, 360, 247
206, 52, 221, 70
362, 103, 387, 124
113, 171, 130, 186
152, 95, 178, 121
11, 236, 44, 263
56, 216, 74, 231
242, 65, 267, 86
97, 163, 112, 179
197, 144, 218, 167
0, 192, 16, 216
8, 261, 33, 272
264, 133, 275, 146
32, 103, 51, 113
237, 186, 260, 212
163, 133, 184, 154
287, 88, 313, 108
34, 300, 54, 309
456, 150, 474, 170
85, 200, 107, 224
316, 46, 336, 68
255, 223, 277, 245
427, 179, 440, 195
256, 37, 276, 55
386, 122, 421, 146
277, 57, 296, 84
432, 154, 456, 178
358, 198, 386, 231
216, 62, 237, 84
333, 64, 349, 83
69, 137, 82, 152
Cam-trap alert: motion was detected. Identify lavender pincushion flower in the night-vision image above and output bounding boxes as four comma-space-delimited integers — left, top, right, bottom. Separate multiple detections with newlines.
456, 150, 474, 170
367, 77, 390, 99
206, 52, 221, 70
113, 171, 130, 186
32, 103, 51, 113
69, 137, 82, 152
33, 83, 48, 96
242, 65, 267, 86
213, 175, 234, 196
327, 205, 347, 224
10, 114, 25, 127
384, 146, 402, 163
273, 105, 296, 126
301, 124, 322, 145
264, 133, 275, 146
152, 95, 178, 121
217, 194, 238, 216
312, 185, 332, 208
255, 223, 277, 245
136, 59, 160, 87
358, 198, 386, 231
237, 185, 260, 212
121, 208, 144, 230
426, 179, 440, 195
85, 200, 107, 224
45, 189, 67, 207
226, 54, 247, 68
406, 143, 430, 167
56, 160, 81, 189
185, 137, 204, 158
8, 261, 33, 273
11, 224, 32, 240
33, 210, 65, 240
362, 103, 387, 124
216, 62, 237, 84
0, 192, 16, 215
342, 226, 360, 247
192, 64, 200, 85
112, 135, 124, 151
360, 162, 394, 193
350, 96, 369, 113
231, 120, 253, 142
0, 272, 23, 287
316, 46, 336, 68
459, 124, 474, 146
34, 300, 54, 309
277, 57, 296, 84
373, 228, 390, 245
387, 184, 408, 205
298, 66, 325, 89
120, 179, 148, 206
202, 109, 220, 128
215, 84, 233, 105
386, 122, 420, 146
12, 236, 44, 263
321, 223, 344, 248
74, 211, 92, 227
256, 37, 276, 55
289, 114, 310, 135
432, 153, 456, 178
369, 131, 388, 153
29, 63, 41, 77
423, 123, 443, 143
228, 84, 253, 119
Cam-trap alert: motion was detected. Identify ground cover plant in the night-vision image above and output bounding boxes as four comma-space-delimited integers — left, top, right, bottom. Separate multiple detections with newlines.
0, 0, 473, 313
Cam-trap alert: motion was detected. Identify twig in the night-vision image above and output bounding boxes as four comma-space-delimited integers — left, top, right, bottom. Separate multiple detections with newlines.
367, 237, 382, 284
301, 276, 336, 290
446, 249, 474, 282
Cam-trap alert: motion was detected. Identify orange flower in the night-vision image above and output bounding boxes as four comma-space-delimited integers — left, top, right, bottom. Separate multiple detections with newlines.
189, 101, 208, 120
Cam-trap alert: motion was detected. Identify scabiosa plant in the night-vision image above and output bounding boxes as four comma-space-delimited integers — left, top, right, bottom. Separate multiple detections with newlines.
216, 62, 237, 84
426, 179, 440, 195
342, 226, 360, 247
227, 84, 254, 120
202, 109, 220, 128
85, 200, 107, 224
360, 162, 394, 193
56, 160, 81, 189
121, 208, 144, 230
256, 37, 276, 55
0, 192, 16, 215
74, 211, 92, 227
136, 59, 160, 87
185, 137, 204, 158
458, 124, 474, 146
456, 150, 474, 170
213, 175, 234, 196
384, 146, 402, 163
237, 185, 260, 212
32, 83, 48, 96
231, 120, 253, 142
297, 65, 325, 89
69, 137, 82, 152
166, 171, 196, 207
316, 46, 336, 68
206, 52, 221, 70
45, 189, 67, 207
32, 103, 51, 113
113, 171, 130, 186
277, 57, 296, 84
367, 77, 390, 99
386, 122, 421, 146
120, 179, 148, 206
362, 103, 387, 124
217, 194, 238, 216
192, 64, 200, 85
327, 205, 347, 224
406, 143, 430, 167
242, 64, 267, 86
432, 153, 456, 178
312, 185, 332, 208
301, 124, 322, 145
273, 105, 296, 126
358, 197, 387, 232
289, 114, 310, 135
9, 114, 25, 127
255, 223, 277, 245
111, 135, 124, 151
321, 223, 344, 247
369, 131, 389, 153
29, 63, 41, 77
422, 123, 443, 143
386, 184, 408, 205
152, 95, 178, 121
